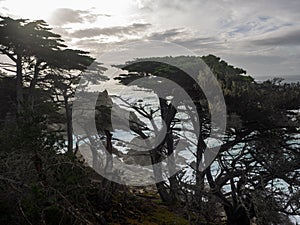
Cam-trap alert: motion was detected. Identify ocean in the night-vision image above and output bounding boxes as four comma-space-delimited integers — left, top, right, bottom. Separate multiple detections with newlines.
254, 74, 300, 83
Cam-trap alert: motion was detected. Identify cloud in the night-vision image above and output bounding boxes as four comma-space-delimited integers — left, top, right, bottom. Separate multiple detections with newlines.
45, 0, 300, 76
252, 30, 300, 46
174, 37, 218, 49
145, 28, 220, 53
49, 8, 111, 25
147, 28, 185, 40
71, 23, 151, 38
73, 38, 107, 53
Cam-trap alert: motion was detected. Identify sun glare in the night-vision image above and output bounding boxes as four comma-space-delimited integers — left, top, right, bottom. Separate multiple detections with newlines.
1, 0, 56, 20
1, 0, 136, 25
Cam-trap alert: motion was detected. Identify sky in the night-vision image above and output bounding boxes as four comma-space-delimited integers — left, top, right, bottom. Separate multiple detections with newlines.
1, 0, 300, 77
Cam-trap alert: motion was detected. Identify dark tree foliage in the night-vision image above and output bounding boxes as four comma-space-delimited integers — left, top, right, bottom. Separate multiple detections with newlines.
0, 17, 125, 225
115, 55, 300, 225
0, 16, 97, 152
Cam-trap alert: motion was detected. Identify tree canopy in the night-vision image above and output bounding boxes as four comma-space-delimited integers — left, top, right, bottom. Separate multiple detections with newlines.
115, 55, 300, 224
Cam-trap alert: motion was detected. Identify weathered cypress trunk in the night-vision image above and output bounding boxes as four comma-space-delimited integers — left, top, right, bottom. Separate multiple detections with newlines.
28, 62, 40, 111
89, 136, 101, 171
16, 54, 23, 114
104, 130, 113, 175
195, 136, 206, 200
159, 98, 179, 203
133, 118, 173, 203
195, 102, 206, 204
64, 94, 73, 153
151, 147, 172, 203
166, 130, 179, 202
